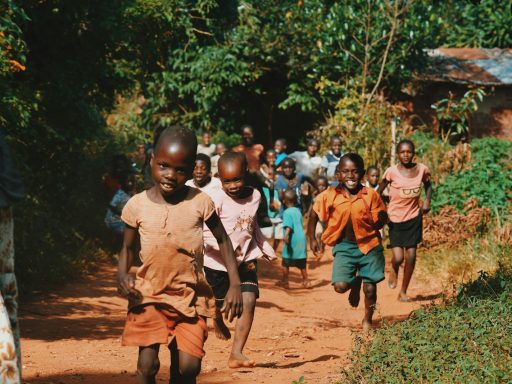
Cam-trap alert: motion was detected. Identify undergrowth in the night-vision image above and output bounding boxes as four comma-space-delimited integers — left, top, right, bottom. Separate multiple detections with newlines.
340, 245, 512, 384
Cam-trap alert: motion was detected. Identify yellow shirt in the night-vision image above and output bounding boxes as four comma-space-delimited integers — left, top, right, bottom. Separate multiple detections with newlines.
313, 185, 386, 254
121, 187, 216, 318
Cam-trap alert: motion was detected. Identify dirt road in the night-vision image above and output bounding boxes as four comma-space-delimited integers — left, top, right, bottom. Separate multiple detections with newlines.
20, 252, 440, 384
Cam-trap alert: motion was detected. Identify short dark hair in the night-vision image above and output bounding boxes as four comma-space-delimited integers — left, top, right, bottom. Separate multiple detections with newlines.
316, 175, 328, 185
367, 165, 379, 173
339, 153, 365, 174
281, 157, 296, 168
241, 124, 253, 133
154, 125, 197, 164
307, 138, 320, 147
218, 151, 248, 170
283, 188, 297, 204
396, 139, 415, 153
195, 153, 211, 170
275, 138, 287, 145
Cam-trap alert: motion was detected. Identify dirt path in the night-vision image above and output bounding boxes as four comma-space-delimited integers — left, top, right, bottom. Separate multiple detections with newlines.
20, 251, 441, 384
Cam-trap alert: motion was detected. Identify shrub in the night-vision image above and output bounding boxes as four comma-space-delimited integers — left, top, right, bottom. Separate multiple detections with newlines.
432, 138, 512, 214
341, 254, 512, 384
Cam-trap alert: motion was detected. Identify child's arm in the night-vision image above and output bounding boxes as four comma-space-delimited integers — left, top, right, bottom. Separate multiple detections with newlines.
378, 179, 389, 196
117, 225, 142, 299
284, 227, 292, 245
422, 179, 433, 214
308, 210, 321, 255
302, 175, 318, 193
205, 212, 243, 321
370, 192, 388, 230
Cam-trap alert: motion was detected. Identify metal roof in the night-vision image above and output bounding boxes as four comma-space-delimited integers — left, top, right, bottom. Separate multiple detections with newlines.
420, 48, 512, 86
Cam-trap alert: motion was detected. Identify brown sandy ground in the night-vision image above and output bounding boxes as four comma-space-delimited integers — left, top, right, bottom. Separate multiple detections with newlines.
20, 249, 441, 384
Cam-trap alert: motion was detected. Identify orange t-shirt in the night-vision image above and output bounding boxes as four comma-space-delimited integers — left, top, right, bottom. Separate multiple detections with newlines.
121, 187, 216, 318
313, 186, 386, 254
383, 163, 430, 223
232, 144, 264, 172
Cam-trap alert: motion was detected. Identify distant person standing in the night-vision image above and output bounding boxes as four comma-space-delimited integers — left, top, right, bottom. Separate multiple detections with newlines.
232, 125, 264, 172
210, 142, 227, 177
197, 131, 216, 157
289, 138, 322, 179
0, 130, 25, 381
273, 138, 288, 169
321, 136, 344, 180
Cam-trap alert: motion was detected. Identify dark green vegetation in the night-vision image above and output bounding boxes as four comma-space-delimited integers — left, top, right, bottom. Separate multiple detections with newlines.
1, 1, 511, 289
429, 137, 511, 214
341, 245, 512, 383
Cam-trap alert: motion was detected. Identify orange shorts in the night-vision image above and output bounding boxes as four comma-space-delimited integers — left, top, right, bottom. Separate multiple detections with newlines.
122, 304, 208, 358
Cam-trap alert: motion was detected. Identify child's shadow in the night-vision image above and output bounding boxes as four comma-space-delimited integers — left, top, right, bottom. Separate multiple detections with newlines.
257, 354, 340, 369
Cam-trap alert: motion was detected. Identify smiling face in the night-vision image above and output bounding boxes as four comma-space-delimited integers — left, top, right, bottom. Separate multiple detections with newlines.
151, 140, 194, 199
192, 159, 211, 187
265, 149, 276, 166
397, 142, 415, 166
282, 158, 296, 179
331, 138, 342, 156
218, 158, 246, 198
274, 139, 287, 154
338, 157, 364, 192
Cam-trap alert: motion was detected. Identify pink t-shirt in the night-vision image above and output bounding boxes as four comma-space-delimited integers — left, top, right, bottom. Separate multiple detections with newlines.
185, 177, 222, 198
203, 187, 276, 271
383, 163, 431, 223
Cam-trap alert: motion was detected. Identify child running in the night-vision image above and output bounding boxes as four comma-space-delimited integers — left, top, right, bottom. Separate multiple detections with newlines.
379, 139, 432, 302
203, 152, 276, 368
309, 153, 388, 332
278, 189, 311, 289
185, 153, 222, 196
117, 125, 242, 384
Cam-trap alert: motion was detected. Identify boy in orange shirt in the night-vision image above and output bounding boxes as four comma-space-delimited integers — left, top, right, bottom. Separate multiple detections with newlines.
309, 153, 387, 331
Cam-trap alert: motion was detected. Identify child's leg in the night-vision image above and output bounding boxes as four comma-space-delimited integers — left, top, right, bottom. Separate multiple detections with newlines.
169, 338, 201, 384
137, 345, 160, 384
362, 282, 377, 331
333, 278, 362, 307
388, 247, 404, 289
300, 267, 312, 288
282, 266, 289, 283
398, 247, 417, 301
229, 291, 257, 368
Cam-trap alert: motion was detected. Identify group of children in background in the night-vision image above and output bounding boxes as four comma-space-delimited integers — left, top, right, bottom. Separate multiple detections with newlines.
107, 125, 432, 383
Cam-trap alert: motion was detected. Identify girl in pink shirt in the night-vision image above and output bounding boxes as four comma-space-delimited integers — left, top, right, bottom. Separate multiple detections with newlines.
380, 139, 433, 302
203, 152, 276, 369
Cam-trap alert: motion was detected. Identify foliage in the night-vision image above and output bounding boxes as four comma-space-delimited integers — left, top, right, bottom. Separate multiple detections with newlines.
315, 90, 407, 171
341, 253, 512, 384
439, 0, 512, 48
432, 138, 512, 214
432, 88, 486, 140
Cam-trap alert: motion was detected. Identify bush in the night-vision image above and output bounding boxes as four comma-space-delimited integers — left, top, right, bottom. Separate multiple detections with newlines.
432, 138, 512, 214
341, 256, 512, 383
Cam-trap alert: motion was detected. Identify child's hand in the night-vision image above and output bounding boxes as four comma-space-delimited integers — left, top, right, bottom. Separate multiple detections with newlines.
310, 237, 321, 255
421, 200, 431, 214
221, 285, 243, 322
377, 210, 388, 223
117, 273, 142, 299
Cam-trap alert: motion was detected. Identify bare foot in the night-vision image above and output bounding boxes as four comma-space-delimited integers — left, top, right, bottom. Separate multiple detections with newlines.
398, 293, 411, 302
348, 276, 362, 308
276, 280, 289, 289
388, 269, 397, 289
302, 280, 313, 289
228, 353, 256, 369
213, 318, 231, 340
362, 319, 372, 333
